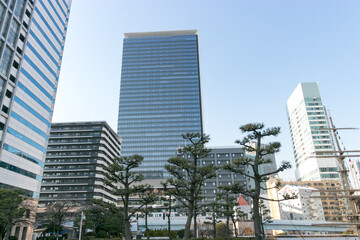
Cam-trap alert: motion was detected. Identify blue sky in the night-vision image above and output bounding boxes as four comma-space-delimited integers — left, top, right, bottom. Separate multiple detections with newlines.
53, 0, 360, 180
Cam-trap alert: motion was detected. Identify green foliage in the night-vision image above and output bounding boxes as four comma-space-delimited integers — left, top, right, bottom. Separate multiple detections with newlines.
74, 200, 123, 238
38, 201, 73, 236
96, 230, 108, 238
103, 155, 153, 240
165, 133, 217, 240
223, 123, 292, 240
165, 133, 216, 207
147, 229, 177, 238
0, 189, 27, 239
191, 238, 255, 240
177, 229, 185, 238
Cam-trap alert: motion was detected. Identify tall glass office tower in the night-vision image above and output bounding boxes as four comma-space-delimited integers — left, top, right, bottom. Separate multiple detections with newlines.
0, 0, 71, 205
118, 30, 203, 179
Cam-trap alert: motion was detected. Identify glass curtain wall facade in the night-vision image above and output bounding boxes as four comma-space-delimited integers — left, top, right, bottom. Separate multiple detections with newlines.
118, 30, 203, 179
287, 82, 339, 181
0, 0, 71, 200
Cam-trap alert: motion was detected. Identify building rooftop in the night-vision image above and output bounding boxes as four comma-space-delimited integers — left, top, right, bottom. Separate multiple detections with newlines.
124, 30, 198, 38
237, 195, 248, 206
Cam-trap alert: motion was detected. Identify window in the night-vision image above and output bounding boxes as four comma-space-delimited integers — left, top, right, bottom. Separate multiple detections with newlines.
19, 33, 25, 42
7, 19, 20, 47
13, 60, 19, 69
0, 122, 4, 130
0, 46, 13, 75
2, 105, 8, 114
14, 0, 25, 19
5, 90, 11, 98
2, 13, 11, 37
22, 21, 28, 29
15, 47, 22, 55
9, 74, 15, 82
25, 9, 30, 18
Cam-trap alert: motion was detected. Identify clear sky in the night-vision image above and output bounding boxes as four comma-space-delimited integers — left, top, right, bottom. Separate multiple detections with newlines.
53, 0, 360, 180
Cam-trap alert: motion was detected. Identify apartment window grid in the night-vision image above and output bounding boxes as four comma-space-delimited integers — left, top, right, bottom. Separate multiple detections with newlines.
40, 122, 121, 206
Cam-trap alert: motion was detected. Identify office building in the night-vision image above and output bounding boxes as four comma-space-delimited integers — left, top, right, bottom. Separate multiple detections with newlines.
39, 122, 121, 206
0, 0, 71, 202
200, 147, 248, 204
0, 0, 71, 239
117, 30, 203, 179
179, 146, 276, 204
287, 82, 339, 181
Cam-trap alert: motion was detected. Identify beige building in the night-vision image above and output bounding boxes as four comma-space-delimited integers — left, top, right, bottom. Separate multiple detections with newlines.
267, 178, 346, 222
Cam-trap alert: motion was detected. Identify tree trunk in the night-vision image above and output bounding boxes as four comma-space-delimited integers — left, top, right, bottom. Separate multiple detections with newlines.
123, 218, 132, 240
145, 211, 149, 240
168, 196, 172, 240
253, 195, 263, 240
4, 227, 11, 240
183, 204, 193, 240
226, 215, 230, 240
193, 213, 197, 238
123, 198, 132, 240
212, 213, 216, 238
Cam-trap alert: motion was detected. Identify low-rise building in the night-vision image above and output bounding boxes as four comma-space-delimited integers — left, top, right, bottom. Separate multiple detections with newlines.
349, 160, 360, 192
277, 185, 325, 221
267, 178, 346, 222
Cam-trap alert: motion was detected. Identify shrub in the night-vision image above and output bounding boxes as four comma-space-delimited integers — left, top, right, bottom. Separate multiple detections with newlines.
96, 230, 108, 238
177, 229, 185, 238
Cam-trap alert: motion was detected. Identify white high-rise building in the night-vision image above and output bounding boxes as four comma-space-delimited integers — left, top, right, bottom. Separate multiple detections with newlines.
0, 0, 71, 199
287, 82, 339, 181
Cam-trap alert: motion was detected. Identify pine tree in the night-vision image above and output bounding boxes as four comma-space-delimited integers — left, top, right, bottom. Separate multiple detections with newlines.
165, 133, 217, 240
224, 123, 292, 240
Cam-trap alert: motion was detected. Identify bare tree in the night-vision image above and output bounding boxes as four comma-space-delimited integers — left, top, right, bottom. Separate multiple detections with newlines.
224, 123, 293, 240
165, 133, 217, 240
